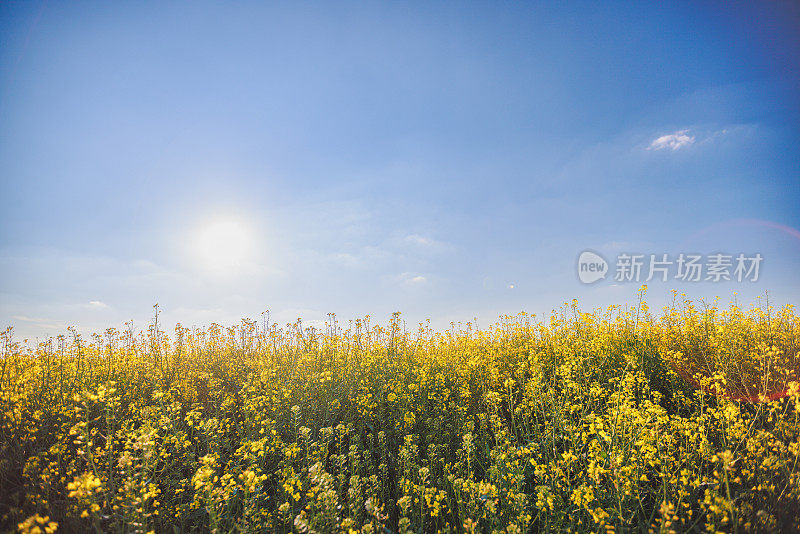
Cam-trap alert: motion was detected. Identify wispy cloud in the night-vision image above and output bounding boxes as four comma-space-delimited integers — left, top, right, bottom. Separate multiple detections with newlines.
87, 300, 110, 310
400, 234, 453, 254
397, 272, 428, 286
648, 129, 695, 151
403, 234, 440, 247
322, 247, 392, 270
11, 315, 64, 330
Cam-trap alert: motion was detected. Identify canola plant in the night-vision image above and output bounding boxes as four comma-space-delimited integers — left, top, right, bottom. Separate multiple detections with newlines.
1, 293, 799, 533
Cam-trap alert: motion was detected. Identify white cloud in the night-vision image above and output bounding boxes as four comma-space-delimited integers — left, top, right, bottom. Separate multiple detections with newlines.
87, 300, 110, 310
648, 129, 695, 151
396, 272, 428, 285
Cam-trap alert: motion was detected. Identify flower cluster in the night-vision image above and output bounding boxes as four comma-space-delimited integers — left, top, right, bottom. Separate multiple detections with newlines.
1, 295, 798, 532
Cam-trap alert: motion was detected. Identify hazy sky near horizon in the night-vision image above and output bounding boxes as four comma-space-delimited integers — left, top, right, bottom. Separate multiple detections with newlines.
1, 0, 799, 339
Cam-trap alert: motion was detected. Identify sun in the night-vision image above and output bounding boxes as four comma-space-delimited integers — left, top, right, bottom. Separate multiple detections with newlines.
191, 217, 255, 274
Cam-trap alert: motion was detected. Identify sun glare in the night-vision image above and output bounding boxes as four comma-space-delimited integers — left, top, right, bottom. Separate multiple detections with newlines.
192, 217, 255, 274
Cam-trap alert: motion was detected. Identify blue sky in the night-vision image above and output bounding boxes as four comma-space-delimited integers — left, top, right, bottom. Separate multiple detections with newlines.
1, 0, 799, 339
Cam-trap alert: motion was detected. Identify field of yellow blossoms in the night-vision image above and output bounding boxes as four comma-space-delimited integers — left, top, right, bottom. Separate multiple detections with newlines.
2, 292, 799, 533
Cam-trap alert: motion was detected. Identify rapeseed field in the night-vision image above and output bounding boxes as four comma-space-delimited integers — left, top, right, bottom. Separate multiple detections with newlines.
2, 291, 799, 533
